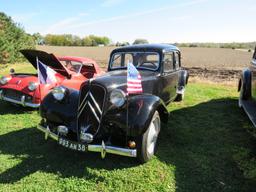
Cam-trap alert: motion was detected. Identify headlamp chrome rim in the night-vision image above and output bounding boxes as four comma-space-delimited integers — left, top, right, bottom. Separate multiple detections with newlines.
0, 76, 9, 85
52, 86, 67, 101
110, 89, 126, 107
28, 82, 38, 91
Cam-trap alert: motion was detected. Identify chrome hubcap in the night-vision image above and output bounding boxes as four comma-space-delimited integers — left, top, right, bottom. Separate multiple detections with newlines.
147, 114, 160, 155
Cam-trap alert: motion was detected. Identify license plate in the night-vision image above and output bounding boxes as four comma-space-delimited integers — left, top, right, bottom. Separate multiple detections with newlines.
58, 137, 87, 152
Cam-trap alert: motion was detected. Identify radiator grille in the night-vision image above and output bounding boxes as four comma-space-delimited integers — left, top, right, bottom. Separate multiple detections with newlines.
2, 89, 33, 102
77, 82, 106, 139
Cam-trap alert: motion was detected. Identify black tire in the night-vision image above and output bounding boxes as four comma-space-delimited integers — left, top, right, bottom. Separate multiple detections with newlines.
240, 79, 250, 100
137, 111, 161, 163
175, 93, 184, 102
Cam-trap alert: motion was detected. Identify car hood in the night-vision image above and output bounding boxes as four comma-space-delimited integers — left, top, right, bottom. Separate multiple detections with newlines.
20, 49, 70, 78
90, 69, 159, 92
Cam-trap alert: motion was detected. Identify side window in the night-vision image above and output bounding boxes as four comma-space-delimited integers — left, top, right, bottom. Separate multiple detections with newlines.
174, 52, 180, 70
163, 52, 174, 72
111, 53, 122, 68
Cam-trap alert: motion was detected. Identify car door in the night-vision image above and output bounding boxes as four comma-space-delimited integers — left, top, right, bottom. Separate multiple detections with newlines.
160, 51, 179, 103
251, 49, 256, 99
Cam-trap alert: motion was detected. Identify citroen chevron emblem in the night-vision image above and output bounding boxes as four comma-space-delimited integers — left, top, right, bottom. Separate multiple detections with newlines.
78, 91, 102, 123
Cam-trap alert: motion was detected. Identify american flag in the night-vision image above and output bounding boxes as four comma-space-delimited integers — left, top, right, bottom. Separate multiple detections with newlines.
37, 57, 57, 84
127, 62, 143, 94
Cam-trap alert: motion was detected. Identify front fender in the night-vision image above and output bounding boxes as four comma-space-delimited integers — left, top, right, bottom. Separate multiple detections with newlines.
128, 94, 169, 137
39, 88, 79, 132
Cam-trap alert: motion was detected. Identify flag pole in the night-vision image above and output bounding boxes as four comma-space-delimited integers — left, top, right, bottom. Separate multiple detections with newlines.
36, 57, 42, 104
126, 62, 129, 147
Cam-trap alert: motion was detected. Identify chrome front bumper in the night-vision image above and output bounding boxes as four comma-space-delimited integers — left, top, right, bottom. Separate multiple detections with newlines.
37, 124, 137, 158
0, 90, 40, 108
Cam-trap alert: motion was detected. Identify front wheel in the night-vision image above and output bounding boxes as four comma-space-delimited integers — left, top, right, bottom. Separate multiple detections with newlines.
137, 111, 161, 163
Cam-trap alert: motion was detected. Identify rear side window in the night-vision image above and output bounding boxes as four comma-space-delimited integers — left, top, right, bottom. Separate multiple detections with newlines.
174, 52, 180, 70
163, 52, 174, 72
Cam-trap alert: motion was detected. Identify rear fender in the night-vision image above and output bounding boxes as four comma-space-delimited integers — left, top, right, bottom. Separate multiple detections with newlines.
179, 70, 189, 86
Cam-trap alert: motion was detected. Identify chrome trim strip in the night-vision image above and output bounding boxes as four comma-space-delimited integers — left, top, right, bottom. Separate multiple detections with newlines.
78, 101, 88, 117
78, 91, 89, 111
89, 92, 102, 114
37, 125, 137, 158
0, 93, 40, 108
88, 101, 100, 123
21, 95, 25, 106
88, 142, 137, 158
37, 125, 58, 140
0, 90, 3, 100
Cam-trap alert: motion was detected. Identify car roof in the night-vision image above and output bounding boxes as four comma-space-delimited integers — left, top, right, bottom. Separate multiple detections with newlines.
111, 44, 179, 54
57, 56, 96, 64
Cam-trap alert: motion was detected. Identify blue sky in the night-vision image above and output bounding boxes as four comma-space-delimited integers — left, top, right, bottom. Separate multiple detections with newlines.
1, 0, 255, 43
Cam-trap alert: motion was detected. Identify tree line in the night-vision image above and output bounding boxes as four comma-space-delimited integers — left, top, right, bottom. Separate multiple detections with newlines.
34, 34, 149, 47
175, 42, 256, 50
39, 34, 111, 46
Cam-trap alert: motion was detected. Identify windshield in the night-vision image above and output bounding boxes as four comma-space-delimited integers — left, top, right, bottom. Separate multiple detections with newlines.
110, 52, 160, 71
59, 60, 83, 73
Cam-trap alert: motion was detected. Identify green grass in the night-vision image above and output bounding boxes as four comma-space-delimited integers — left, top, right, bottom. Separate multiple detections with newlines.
0, 82, 256, 191
0, 63, 36, 78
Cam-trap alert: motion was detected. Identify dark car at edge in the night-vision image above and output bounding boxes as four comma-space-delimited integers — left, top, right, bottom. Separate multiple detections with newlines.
238, 46, 256, 127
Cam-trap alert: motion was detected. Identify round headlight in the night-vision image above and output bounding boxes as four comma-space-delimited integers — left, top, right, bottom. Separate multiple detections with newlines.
0, 76, 9, 85
52, 86, 66, 101
110, 89, 126, 107
28, 82, 38, 91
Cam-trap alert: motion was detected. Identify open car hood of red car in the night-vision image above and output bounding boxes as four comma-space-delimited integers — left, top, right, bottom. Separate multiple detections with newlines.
20, 49, 70, 78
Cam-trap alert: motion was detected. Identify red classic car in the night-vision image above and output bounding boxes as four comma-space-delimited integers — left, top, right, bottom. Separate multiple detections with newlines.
0, 50, 103, 108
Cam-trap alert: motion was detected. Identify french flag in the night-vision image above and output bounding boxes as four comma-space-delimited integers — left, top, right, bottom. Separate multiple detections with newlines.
37, 57, 57, 84
127, 62, 143, 94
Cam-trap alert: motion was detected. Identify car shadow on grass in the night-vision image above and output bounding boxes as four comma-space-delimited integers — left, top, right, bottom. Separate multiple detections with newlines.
157, 98, 256, 191
0, 98, 255, 191
0, 101, 36, 115
0, 127, 138, 184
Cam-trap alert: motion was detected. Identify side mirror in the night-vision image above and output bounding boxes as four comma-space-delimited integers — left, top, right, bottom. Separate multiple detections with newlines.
10, 68, 15, 74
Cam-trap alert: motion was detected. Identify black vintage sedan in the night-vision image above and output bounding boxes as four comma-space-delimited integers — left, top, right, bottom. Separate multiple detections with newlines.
38, 44, 189, 163
238, 46, 256, 126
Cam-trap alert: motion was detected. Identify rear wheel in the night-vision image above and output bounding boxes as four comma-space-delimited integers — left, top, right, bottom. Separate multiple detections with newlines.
175, 93, 184, 101
175, 86, 185, 102
137, 111, 161, 163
